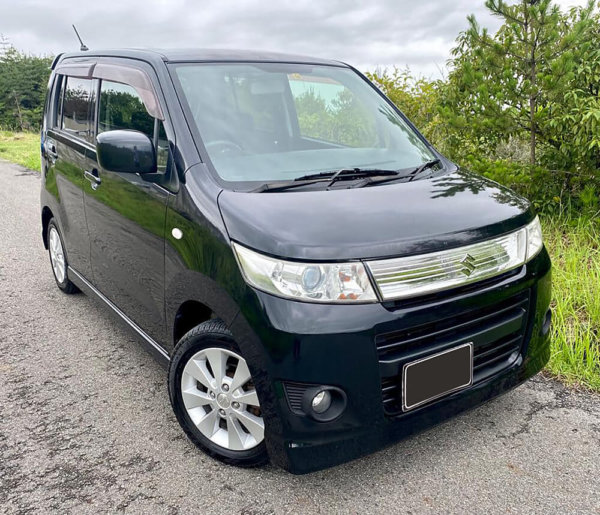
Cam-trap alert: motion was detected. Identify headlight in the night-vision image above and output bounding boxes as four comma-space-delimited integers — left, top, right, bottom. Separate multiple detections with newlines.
232, 243, 377, 303
525, 216, 543, 260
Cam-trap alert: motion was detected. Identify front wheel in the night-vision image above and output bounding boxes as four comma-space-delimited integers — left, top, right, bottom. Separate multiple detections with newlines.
168, 320, 268, 467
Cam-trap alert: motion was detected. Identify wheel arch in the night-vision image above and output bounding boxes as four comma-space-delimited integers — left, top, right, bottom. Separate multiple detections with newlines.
172, 300, 214, 346
41, 206, 54, 249
166, 269, 243, 350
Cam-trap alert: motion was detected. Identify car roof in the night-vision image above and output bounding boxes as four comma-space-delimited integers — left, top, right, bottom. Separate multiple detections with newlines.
56, 48, 347, 68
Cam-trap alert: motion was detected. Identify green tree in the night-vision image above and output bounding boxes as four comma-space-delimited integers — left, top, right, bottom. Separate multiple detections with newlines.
329, 88, 377, 146
294, 87, 376, 147
294, 88, 334, 141
366, 68, 446, 150
444, 0, 595, 166
0, 47, 52, 130
546, 5, 600, 172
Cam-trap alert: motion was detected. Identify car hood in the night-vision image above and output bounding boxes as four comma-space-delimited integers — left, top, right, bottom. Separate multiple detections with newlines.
218, 170, 533, 261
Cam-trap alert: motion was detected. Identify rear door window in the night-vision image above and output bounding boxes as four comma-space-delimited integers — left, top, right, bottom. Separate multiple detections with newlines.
62, 77, 94, 142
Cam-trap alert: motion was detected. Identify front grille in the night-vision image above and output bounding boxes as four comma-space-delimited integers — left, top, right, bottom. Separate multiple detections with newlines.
378, 291, 530, 415
366, 229, 527, 301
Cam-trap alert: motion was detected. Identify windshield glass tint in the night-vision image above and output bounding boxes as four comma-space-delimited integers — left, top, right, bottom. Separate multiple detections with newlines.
173, 63, 434, 183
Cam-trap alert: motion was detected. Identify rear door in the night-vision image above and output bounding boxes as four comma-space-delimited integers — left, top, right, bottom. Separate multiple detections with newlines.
44, 71, 95, 279
83, 63, 172, 343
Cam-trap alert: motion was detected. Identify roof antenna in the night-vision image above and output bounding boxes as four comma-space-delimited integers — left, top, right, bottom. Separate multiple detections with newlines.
72, 24, 88, 51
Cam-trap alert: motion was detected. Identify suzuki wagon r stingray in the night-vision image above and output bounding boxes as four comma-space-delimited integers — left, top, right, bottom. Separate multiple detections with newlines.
40, 48, 552, 474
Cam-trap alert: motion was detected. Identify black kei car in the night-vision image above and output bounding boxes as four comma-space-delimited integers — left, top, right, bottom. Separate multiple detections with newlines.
40, 48, 552, 474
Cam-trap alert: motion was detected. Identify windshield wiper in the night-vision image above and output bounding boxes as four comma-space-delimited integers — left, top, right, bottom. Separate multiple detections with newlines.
295, 168, 399, 183
349, 159, 443, 189
250, 168, 401, 193
250, 178, 329, 193
323, 168, 399, 188
406, 159, 441, 182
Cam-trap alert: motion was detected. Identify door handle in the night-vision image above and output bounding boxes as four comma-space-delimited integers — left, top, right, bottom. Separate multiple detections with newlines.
46, 141, 58, 159
84, 169, 101, 190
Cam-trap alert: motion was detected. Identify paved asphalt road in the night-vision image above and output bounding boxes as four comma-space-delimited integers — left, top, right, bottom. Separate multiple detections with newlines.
0, 160, 599, 514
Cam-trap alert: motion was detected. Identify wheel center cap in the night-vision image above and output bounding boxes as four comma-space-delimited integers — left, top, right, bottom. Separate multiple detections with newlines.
217, 393, 230, 409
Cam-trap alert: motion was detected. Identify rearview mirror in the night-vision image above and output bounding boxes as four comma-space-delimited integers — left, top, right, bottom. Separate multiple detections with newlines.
250, 78, 285, 95
96, 130, 157, 175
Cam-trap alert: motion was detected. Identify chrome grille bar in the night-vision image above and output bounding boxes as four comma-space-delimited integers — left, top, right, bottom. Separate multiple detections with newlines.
366, 229, 527, 301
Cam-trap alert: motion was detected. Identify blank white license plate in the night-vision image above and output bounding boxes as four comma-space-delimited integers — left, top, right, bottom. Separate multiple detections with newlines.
403, 343, 473, 411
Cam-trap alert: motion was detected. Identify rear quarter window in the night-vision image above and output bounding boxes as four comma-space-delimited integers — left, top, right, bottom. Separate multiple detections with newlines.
48, 74, 64, 129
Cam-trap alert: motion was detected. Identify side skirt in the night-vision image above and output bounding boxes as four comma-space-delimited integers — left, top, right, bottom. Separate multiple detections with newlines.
68, 266, 171, 368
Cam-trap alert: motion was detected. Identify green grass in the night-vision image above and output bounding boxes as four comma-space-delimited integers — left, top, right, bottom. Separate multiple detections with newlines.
0, 131, 597, 390
543, 217, 600, 391
0, 131, 40, 170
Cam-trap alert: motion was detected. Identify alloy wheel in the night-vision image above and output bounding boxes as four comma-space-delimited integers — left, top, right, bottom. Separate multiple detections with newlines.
180, 347, 264, 451
49, 226, 66, 284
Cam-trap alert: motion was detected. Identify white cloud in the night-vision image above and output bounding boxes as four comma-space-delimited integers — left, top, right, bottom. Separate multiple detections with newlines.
0, 0, 593, 77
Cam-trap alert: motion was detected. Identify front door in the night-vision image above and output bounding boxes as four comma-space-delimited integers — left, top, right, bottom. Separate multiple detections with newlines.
83, 76, 170, 343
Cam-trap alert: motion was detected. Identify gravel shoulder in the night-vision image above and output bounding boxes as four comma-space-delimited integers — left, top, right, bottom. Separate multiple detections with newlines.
0, 161, 599, 514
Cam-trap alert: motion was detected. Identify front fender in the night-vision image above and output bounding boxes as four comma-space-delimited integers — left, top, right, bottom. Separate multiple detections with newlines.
163, 169, 248, 350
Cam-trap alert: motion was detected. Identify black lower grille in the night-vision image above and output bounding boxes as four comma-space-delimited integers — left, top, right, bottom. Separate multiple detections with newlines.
378, 291, 530, 415
283, 381, 309, 414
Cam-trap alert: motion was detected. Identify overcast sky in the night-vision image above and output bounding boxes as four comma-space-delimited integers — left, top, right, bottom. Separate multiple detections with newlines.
0, 0, 590, 77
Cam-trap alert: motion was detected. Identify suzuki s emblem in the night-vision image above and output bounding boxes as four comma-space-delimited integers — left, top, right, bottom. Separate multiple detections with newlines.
459, 254, 477, 276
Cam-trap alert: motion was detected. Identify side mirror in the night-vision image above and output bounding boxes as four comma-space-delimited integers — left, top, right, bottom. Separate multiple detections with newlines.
96, 130, 157, 175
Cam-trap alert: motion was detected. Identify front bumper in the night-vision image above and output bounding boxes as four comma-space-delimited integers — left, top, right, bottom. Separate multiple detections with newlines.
229, 248, 552, 474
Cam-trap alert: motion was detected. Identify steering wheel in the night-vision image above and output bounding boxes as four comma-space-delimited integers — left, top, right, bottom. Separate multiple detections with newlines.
205, 139, 244, 155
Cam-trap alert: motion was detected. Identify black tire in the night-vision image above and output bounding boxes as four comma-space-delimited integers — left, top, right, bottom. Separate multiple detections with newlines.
168, 319, 269, 468
47, 219, 79, 294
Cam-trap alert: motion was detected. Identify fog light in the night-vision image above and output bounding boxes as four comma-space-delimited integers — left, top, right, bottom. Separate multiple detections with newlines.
296, 384, 348, 422
311, 390, 332, 414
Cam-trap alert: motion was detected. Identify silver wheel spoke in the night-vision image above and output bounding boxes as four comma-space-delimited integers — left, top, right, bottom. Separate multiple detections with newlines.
234, 389, 260, 407
235, 410, 265, 442
196, 408, 219, 437
204, 348, 227, 385
184, 358, 214, 389
182, 388, 212, 409
230, 359, 252, 392
227, 417, 247, 451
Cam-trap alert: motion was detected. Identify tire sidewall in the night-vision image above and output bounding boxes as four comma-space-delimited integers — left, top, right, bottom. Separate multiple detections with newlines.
168, 323, 268, 466
47, 219, 70, 290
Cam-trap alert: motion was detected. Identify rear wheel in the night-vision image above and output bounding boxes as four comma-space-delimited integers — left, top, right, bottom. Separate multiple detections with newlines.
47, 219, 79, 294
168, 320, 268, 467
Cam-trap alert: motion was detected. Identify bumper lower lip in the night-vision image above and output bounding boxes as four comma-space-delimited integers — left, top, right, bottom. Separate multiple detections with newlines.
282, 353, 549, 474
228, 248, 552, 473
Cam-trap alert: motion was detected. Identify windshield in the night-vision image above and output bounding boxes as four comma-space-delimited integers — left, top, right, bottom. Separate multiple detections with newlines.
172, 62, 436, 185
